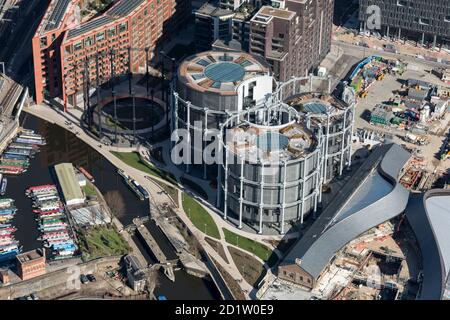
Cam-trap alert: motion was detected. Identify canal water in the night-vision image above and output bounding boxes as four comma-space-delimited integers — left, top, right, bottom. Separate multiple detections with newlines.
3, 113, 220, 300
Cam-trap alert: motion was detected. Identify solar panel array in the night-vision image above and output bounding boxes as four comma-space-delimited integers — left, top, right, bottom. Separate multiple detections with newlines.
45, 0, 71, 31
187, 54, 262, 90
107, 0, 145, 17
66, 0, 145, 39
67, 15, 114, 39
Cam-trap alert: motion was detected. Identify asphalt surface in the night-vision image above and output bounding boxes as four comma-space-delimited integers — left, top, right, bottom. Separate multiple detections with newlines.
332, 40, 450, 69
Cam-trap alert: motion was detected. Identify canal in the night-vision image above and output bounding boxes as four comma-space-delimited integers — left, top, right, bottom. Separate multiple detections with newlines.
3, 113, 221, 300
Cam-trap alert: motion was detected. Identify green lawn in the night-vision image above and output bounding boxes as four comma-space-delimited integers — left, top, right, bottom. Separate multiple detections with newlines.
182, 193, 220, 239
111, 151, 177, 185
82, 181, 98, 197
78, 226, 130, 260
223, 228, 277, 267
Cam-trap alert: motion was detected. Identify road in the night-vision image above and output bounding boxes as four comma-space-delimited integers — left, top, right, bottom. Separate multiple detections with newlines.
332, 40, 450, 69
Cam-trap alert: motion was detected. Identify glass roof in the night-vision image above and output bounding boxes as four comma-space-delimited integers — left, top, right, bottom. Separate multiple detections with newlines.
204, 62, 246, 83
304, 102, 330, 114
257, 132, 289, 152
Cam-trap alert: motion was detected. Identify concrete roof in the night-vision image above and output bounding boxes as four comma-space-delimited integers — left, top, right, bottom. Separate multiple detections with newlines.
195, 1, 233, 17
54, 163, 85, 205
259, 6, 295, 20
405, 189, 450, 300
280, 143, 411, 280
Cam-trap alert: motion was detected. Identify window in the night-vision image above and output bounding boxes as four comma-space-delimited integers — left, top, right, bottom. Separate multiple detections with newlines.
97, 32, 105, 41
85, 36, 95, 47
74, 41, 83, 51
196, 59, 210, 66
119, 22, 128, 33
420, 18, 430, 25
40, 37, 48, 48
271, 1, 281, 8
445, 16, 450, 23
397, 0, 407, 6
108, 27, 116, 38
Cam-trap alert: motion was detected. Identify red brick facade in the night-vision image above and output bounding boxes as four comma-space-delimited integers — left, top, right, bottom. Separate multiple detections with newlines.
16, 249, 46, 281
32, 0, 190, 109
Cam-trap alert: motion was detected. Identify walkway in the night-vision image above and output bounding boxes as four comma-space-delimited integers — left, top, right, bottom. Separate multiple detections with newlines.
23, 103, 258, 299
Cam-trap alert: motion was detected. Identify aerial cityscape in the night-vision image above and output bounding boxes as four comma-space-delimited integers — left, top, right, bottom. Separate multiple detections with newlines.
0, 0, 449, 303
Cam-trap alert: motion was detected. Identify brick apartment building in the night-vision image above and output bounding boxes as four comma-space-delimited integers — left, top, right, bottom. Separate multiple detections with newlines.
195, 0, 334, 82
16, 249, 46, 281
32, 0, 190, 109
359, 0, 450, 48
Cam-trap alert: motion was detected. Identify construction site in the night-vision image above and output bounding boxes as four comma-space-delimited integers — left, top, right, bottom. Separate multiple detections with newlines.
347, 55, 406, 99
311, 220, 418, 300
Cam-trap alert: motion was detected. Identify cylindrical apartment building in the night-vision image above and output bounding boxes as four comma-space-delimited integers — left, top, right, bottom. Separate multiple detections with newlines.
217, 103, 323, 234
276, 75, 356, 184
172, 51, 273, 177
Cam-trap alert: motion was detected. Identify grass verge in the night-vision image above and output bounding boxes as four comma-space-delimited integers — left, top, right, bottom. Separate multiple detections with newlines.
182, 193, 220, 239
111, 151, 177, 185
211, 256, 246, 300
228, 246, 266, 288
223, 228, 277, 267
205, 237, 229, 263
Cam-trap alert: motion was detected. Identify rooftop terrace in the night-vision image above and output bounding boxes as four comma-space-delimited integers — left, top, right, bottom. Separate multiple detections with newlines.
227, 121, 315, 162
66, 0, 146, 40
287, 94, 350, 120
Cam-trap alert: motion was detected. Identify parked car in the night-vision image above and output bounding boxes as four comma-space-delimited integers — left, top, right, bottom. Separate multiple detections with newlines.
87, 274, 97, 282
80, 274, 89, 284
383, 44, 397, 53
359, 41, 369, 48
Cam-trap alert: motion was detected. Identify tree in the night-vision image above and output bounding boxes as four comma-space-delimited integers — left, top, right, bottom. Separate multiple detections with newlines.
104, 190, 126, 219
